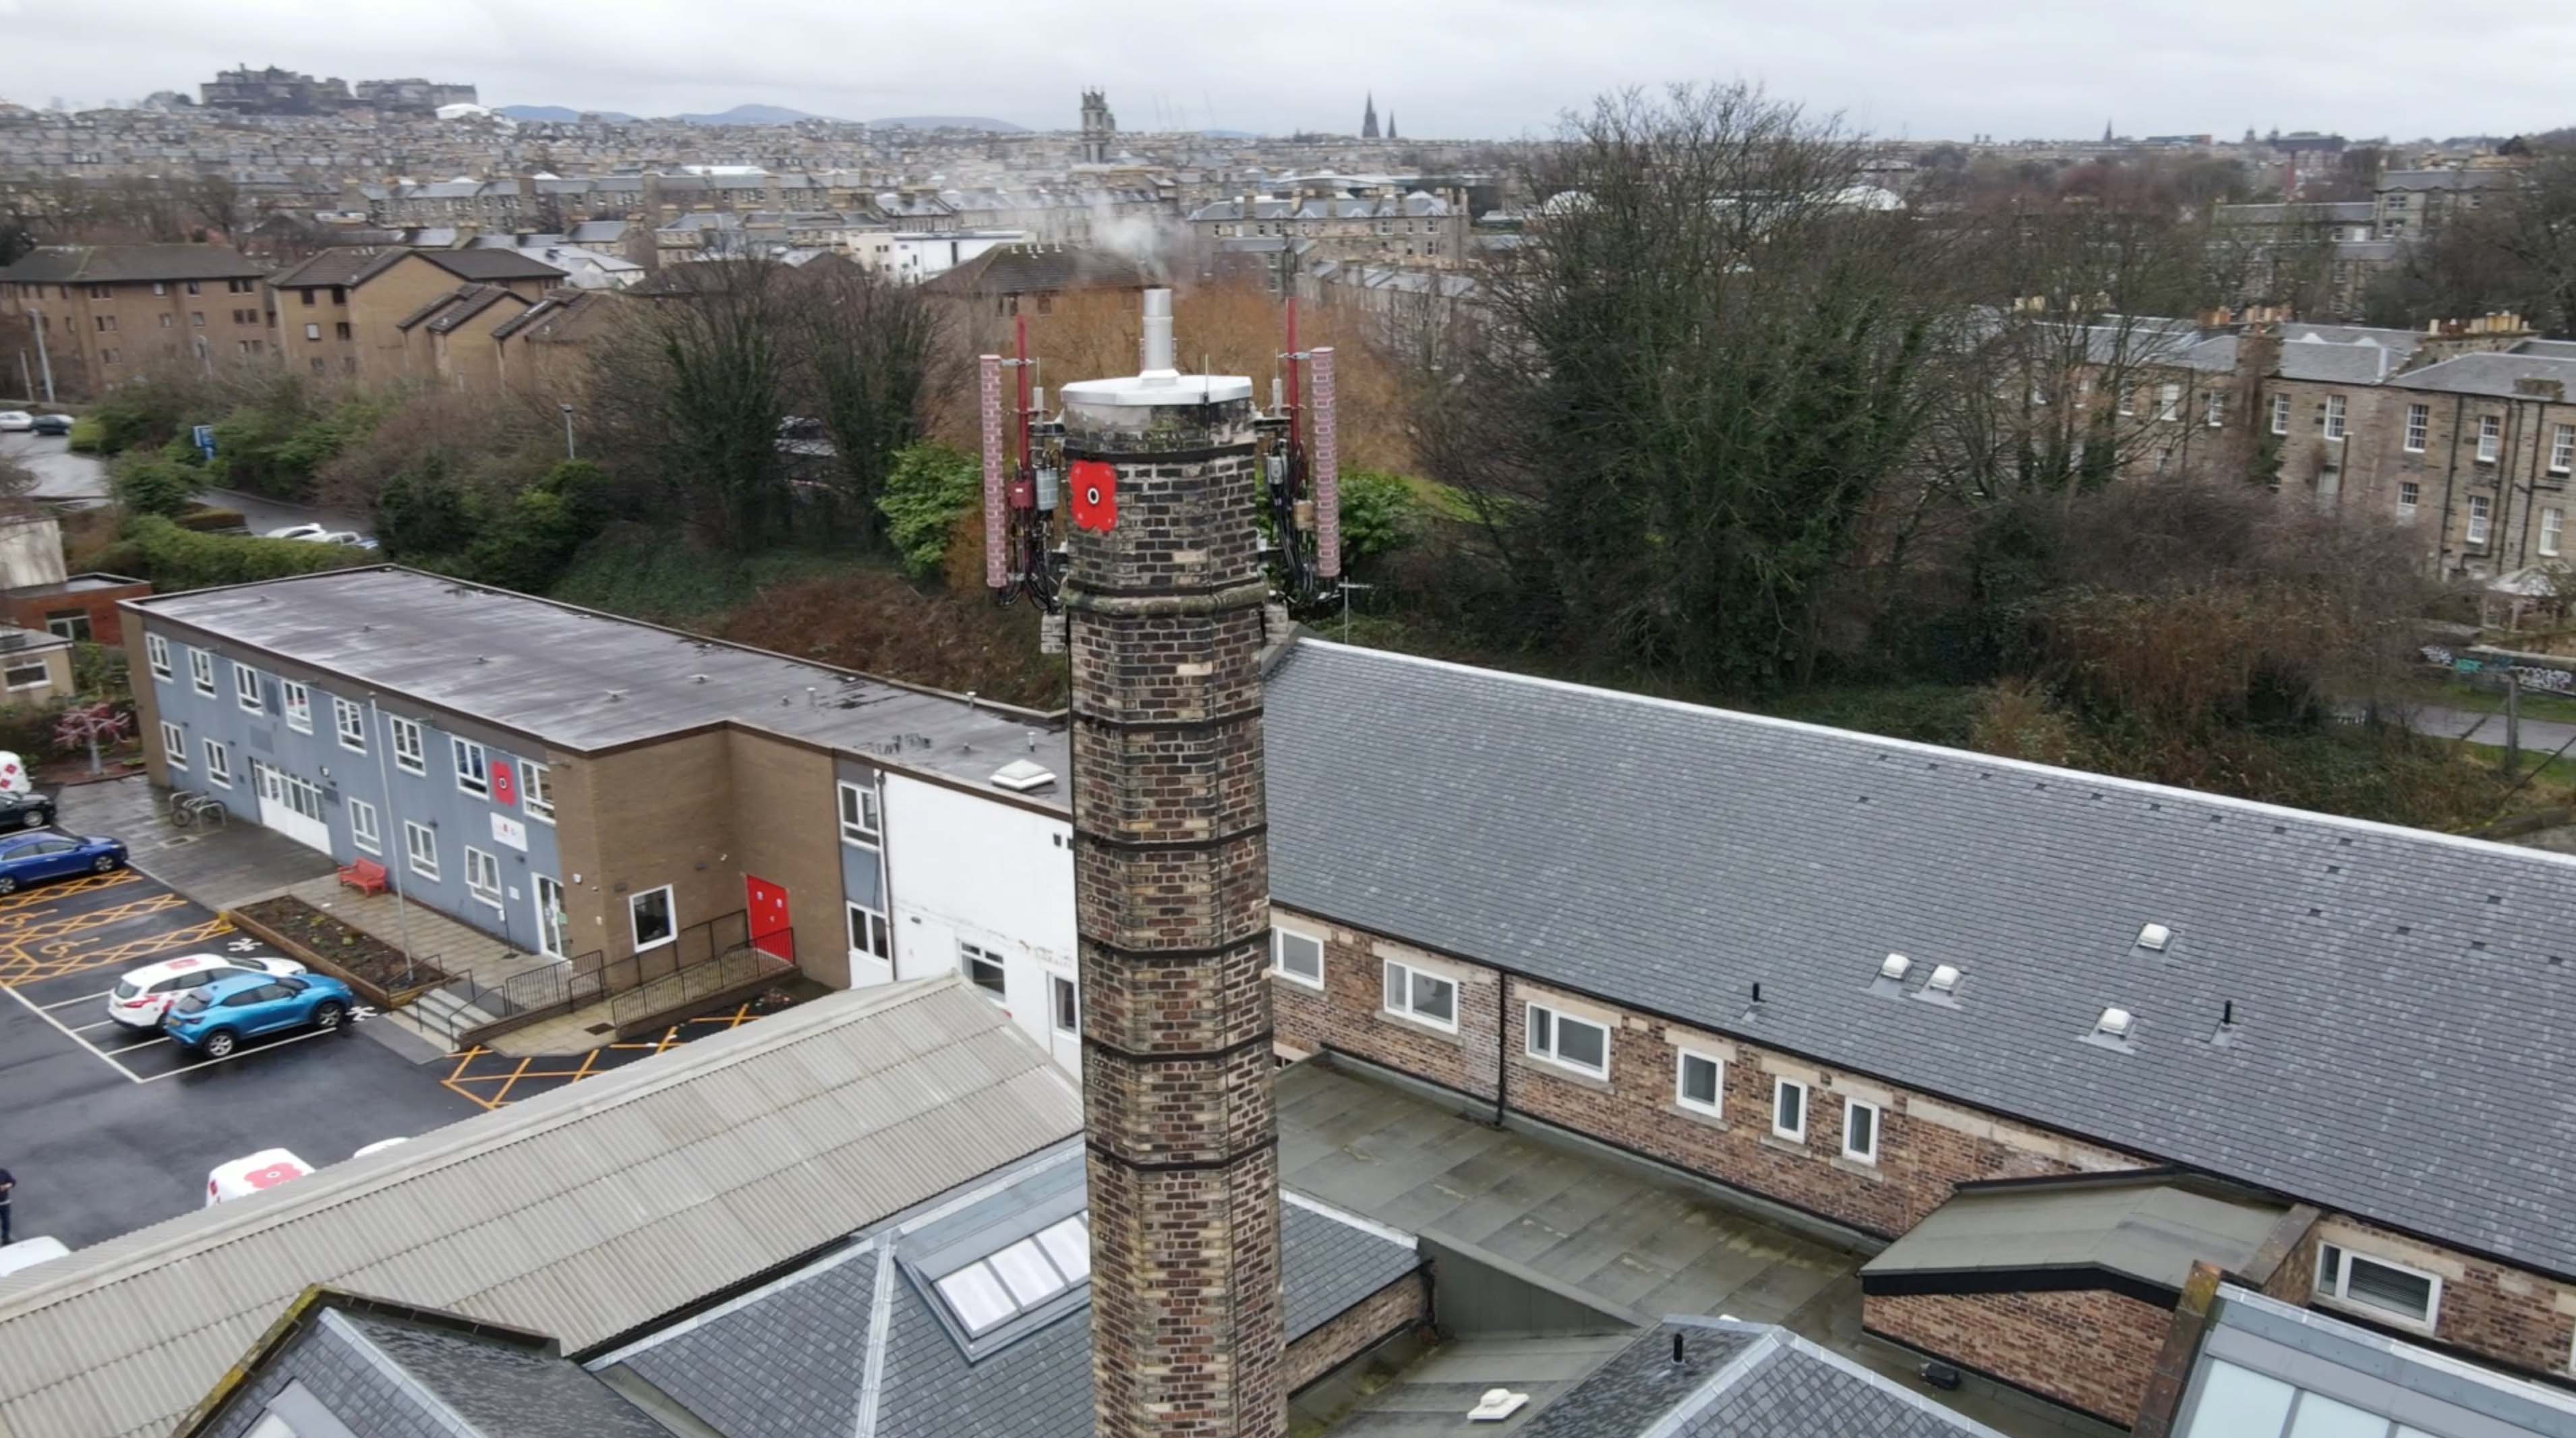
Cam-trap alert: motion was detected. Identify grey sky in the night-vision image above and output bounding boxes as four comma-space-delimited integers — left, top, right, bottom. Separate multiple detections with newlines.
28, 0, 2576, 142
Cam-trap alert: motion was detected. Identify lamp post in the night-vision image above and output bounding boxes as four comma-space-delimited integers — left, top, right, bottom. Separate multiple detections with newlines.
558, 403, 575, 460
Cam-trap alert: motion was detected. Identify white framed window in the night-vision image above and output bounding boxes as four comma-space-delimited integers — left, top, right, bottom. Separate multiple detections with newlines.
2202, 391, 2224, 428
1525, 1001, 1610, 1078
348, 797, 380, 854
159, 721, 186, 770
2397, 481, 2420, 521
1050, 972, 1080, 1035
463, 846, 502, 909
2477, 413, 2501, 463
280, 679, 310, 732
1381, 958, 1457, 1031
2554, 423, 2574, 475
2469, 493, 2493, 544
1674, 1049, 1724, 1118
961, 942, 1007, 1000
452, 737, 490, 798
2314, 1242, 2441, 1329
404, 820, 438, 881
2544, 508, 2564, 558
2269, 393, 2291, 435
2324, 393, 2347, 440
1842, 1097, 1881, 1165
390, 716, 426, 775
146, 633, 172, 681
1272, 927, 1324, 989
521, 761, 554, 822
846, 900, 890, 961
1772, 1076, 1808, 1143
2157, 382, 2180, 421
189, 646, 216, 696
3, 660, 46, 692
2116, 384, 2136, 417
628, 884, 674, 950
202, 738, 232, 787
838, 778, 881, 845
334, 697, 365, 751
233, 660, 262, 714
2405, 403, 2429, 453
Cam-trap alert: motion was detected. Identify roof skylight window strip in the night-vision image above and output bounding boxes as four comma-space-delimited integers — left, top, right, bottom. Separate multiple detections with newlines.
986, 1237, 1071, 1306
933, 1262, 1017, 1335
1035, 1215, 1090, 1281
930, 1213, 1095, 1335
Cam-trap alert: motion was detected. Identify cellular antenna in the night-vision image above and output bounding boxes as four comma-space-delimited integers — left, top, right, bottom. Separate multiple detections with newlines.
978, 311, 1066, 622
1253, 297, 1341, 608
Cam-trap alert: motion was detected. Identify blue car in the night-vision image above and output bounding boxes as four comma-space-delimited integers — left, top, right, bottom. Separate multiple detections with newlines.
162, 970, 357, 1058
0, 831, 125, 895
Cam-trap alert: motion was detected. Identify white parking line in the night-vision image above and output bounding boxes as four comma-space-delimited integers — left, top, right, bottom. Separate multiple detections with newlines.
40, 989, 113, 1011
1, 983, 142, 1084
66, 1017, 131, 1034
135, 1025, 341, 1082
100, 1035, 171, 1054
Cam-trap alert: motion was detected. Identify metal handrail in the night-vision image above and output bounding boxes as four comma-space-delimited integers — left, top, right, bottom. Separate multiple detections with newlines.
609, 939, 794, 1029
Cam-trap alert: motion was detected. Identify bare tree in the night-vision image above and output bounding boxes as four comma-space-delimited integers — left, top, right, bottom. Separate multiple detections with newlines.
785, 258, 951, 549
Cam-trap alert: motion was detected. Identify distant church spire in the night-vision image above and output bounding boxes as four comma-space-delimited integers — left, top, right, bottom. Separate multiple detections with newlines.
1362, 92, 1379, 140
2103, 117, 2114, 143
1386, 111, 1397, 140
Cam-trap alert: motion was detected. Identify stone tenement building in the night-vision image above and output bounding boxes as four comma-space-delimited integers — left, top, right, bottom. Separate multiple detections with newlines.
0, 243, 271, 397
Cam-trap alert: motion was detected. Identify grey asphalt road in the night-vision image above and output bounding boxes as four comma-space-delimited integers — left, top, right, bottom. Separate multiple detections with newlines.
0, 432, 371, 538
0, 430, 109, 505
2406, 702, 2576, 757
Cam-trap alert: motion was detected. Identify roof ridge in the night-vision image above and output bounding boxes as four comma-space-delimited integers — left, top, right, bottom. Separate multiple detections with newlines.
1287, 637, 2576, 873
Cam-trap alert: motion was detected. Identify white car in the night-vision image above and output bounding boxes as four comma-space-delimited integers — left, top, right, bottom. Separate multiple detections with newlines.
0, 411, 32, 432
107, 952, 308, 1029
0, 1237, 69, 1277
318, 531, 378, 549
206, 1149, 312, 1207
354, 1137, 409, 1158
263, 523, 328, 542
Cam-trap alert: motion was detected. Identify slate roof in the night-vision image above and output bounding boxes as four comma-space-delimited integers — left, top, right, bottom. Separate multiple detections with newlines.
266, 246, 387, 288
0, 244, 268, 284
350, 247, 566, 287
187, 1297, 669, 1438
917, 243, 1154, 297
1517, 1319, 2003, 1438
2276, 330, 2407, 383
606, 1140, 1422, 1438
1262, 640, 2576, 1280
2392, 350, 2576, 400
0, 979, 1081, 1438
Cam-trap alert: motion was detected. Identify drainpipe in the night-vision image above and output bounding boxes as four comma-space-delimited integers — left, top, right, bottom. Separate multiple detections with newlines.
2436, 395, 2465, 577
1493, 972, 1510, 1128
2494, 401, 2523, 570
366, 696, 421, 988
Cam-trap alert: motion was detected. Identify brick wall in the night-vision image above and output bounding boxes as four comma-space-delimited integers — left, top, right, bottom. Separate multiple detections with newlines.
1271, 911, 1502, 1101
2302, 1214, 2576, 1378
1868, 1288, 2170, 1426
724, 730, 845, 988
560, 728, 736, 962
1282, 1271, 1430, 1394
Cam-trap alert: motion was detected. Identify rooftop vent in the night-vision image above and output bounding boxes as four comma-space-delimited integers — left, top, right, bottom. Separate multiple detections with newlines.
1467, 1390, 1529, 1423
2136, 923, 2171, 952
1927, 964, 1962, 996
2095, 1006, 2135, 1039
990, 758, 1057, 793
1878, 953, 1910, 982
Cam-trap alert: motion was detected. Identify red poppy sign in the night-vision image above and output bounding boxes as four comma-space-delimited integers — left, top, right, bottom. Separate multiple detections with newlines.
1070, 459, 1119, 533
492, 762, 517, 807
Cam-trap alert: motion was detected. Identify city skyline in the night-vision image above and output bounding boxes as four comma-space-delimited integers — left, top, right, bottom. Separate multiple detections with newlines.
33, 0, 2576, 142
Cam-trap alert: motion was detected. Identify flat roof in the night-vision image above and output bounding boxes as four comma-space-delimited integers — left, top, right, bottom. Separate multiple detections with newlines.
1861, 1177, 2285, 1294
130, 568, 1069, 804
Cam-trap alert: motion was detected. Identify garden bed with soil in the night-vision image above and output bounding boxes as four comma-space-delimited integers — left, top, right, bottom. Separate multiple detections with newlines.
231, 895, 450, 1008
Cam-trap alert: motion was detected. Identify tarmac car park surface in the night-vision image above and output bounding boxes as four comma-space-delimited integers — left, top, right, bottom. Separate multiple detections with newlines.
0, 861, 481, 1248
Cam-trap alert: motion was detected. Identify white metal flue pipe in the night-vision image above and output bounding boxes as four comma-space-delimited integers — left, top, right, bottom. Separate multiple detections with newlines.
1140, 287, 1175, 376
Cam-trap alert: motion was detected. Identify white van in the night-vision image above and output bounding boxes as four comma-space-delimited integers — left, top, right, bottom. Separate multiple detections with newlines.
0, 1236, 69, 1278
206, 1149, 312, 1207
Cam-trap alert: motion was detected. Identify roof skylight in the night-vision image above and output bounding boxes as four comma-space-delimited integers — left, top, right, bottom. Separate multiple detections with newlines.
930, 1213, 1091, 1335
1879, 953, 1910, 982
1927, 964, 1961, 995
2095, 1006, 2135, 1039
2136, 923, 2171, 952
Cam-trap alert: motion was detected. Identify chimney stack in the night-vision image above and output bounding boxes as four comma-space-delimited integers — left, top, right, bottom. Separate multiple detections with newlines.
1063, 289, 1286, 1438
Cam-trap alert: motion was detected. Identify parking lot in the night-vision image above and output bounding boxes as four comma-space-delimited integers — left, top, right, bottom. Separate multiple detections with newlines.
0, 857, 481, 1248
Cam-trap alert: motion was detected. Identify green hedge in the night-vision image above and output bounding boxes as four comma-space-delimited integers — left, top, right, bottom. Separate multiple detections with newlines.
123, 516, 368, 593
65, 417, 106, 453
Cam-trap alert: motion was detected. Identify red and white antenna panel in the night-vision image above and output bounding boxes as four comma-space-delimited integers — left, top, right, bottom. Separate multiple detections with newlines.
1312, 345, 1341, 580
978, 352, 1007, 590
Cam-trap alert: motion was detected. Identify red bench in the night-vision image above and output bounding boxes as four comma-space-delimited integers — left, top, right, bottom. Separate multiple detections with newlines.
337, 858, 388, 896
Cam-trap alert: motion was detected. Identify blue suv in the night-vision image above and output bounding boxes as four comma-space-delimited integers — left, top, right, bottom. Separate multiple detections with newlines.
162, 970, 357, 1058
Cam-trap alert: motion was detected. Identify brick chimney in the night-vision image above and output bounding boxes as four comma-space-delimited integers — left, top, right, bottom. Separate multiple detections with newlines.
1063, 289, 1285, 1438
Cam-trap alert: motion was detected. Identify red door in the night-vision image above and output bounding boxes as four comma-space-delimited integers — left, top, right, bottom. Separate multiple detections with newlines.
745, 875, 793, 960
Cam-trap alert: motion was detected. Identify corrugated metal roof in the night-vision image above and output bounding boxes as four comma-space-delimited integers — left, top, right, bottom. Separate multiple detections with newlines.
0, 979, 1080, 1438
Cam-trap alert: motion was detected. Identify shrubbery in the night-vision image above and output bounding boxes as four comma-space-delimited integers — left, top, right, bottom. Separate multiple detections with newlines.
878, 442, 978, 579
123, 516, 365, 592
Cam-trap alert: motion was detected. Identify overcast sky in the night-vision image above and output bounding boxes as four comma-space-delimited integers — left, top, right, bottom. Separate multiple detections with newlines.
26, 0, 2576, 143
